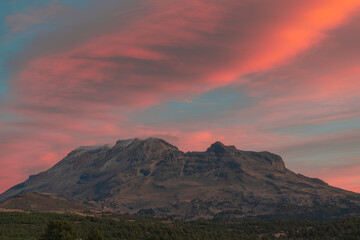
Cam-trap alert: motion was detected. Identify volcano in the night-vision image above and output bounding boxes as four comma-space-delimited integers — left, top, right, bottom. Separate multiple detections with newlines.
1, 138, 359, 219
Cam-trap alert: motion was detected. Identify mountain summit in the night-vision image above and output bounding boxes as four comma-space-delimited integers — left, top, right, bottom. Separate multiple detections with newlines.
0, 138, 359, 219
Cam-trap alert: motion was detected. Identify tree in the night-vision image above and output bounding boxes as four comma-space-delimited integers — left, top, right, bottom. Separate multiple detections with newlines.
86, 227, 105, 240
40, 220, 78, 240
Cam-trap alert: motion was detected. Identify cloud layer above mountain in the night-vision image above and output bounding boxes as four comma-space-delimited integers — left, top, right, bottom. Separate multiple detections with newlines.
1, 0, 360, 193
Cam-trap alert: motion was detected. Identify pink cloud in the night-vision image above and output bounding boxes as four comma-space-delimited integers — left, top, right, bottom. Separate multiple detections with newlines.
304, 164, 360, 193
10, 0, 360, 112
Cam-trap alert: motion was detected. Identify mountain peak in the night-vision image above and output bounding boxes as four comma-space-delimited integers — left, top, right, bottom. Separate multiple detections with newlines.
206, 141, 236, 156
141, 137, 179, 150
115, 137, 176, 147
211, 141, 226, 147
114, 138, 140, 147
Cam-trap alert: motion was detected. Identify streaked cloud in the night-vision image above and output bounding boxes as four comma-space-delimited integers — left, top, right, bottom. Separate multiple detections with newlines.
6, 2, 72, 32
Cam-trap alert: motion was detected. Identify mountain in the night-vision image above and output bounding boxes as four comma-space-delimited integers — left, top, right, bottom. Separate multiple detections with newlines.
0, 138, 359, 219
0, 192, 92, 214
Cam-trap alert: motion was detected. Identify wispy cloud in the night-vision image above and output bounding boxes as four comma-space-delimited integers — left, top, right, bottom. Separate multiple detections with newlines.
6, 2, 72, 32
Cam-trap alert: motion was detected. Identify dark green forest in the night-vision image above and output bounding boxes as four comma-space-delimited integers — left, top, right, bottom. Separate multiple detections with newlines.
0, 212, 359, 239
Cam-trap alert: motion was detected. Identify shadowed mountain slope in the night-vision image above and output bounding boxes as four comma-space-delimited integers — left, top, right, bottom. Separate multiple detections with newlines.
0, 192, 91, 213
0, 138, 359, 219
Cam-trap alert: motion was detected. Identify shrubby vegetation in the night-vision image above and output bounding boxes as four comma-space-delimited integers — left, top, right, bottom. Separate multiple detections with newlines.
40, 220, 78, 240
0, 212, 359, 239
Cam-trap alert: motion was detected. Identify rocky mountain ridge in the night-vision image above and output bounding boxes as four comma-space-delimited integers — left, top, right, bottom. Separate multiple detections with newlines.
0, 138, 359, 219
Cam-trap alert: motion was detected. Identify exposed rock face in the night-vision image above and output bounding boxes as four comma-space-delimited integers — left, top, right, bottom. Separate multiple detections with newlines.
0, 138, 359, 219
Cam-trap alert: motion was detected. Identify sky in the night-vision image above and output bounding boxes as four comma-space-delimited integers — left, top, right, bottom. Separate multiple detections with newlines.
0, 0, 359, 193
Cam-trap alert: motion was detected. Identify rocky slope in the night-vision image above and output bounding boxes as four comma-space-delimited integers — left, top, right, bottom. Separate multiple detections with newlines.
0, 192, 92, 214
0, 138, 359, 219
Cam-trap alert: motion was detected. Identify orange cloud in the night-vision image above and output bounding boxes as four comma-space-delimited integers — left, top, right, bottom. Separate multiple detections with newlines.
11, 0, 360, 112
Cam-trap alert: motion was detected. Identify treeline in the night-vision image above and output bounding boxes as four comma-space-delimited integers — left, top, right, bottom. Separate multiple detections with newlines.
0, 212, 359, 239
